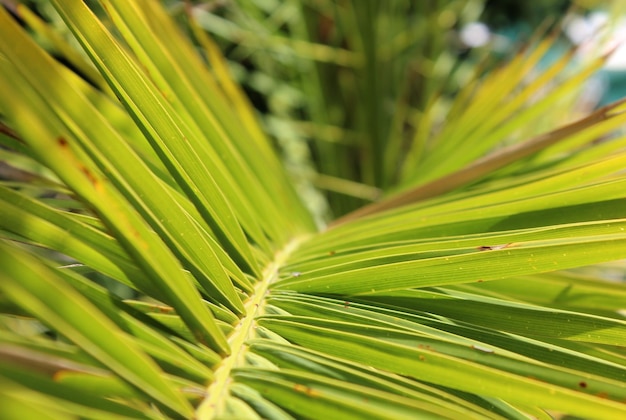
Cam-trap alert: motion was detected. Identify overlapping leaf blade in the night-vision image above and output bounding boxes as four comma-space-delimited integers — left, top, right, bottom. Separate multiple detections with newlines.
260, 293, 626, 419
0, 5, 242, 353
0, 242, 195, 417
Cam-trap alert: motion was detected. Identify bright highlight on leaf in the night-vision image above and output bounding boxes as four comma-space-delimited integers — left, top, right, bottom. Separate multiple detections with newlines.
1, 1, 626, 419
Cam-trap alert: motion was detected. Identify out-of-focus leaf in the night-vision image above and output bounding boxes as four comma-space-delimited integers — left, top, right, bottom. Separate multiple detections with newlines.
0, 241, 194, 417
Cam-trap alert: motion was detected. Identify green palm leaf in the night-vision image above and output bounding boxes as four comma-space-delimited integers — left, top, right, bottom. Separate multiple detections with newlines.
1, 1, 626, 418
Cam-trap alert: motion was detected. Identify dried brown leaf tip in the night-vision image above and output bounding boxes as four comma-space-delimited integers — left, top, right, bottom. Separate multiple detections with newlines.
476, 243, 514, 251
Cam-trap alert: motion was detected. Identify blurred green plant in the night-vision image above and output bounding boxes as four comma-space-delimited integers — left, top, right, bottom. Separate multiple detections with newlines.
1, 0, 626, 419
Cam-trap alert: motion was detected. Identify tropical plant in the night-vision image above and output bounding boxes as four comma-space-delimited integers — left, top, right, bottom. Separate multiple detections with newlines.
1, 0, 626, 419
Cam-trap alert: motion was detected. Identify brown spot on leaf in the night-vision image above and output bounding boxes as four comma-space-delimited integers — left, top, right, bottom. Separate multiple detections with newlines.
156, 305, 174, 313
306, 387, 318, 397
52, 370, 68, 382
79, 166, 98, 186
477, 243, 514, 251
293, 384, 316, 396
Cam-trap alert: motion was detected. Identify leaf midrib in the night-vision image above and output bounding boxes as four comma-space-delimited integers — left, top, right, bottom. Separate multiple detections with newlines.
195, 235, 308, 418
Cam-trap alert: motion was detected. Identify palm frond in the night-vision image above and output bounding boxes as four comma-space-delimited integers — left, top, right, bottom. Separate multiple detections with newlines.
1, 1, 626, 419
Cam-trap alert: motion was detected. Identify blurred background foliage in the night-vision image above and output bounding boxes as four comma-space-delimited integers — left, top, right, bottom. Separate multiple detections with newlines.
6, 0, 626, 222
178, 0, 626, 220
